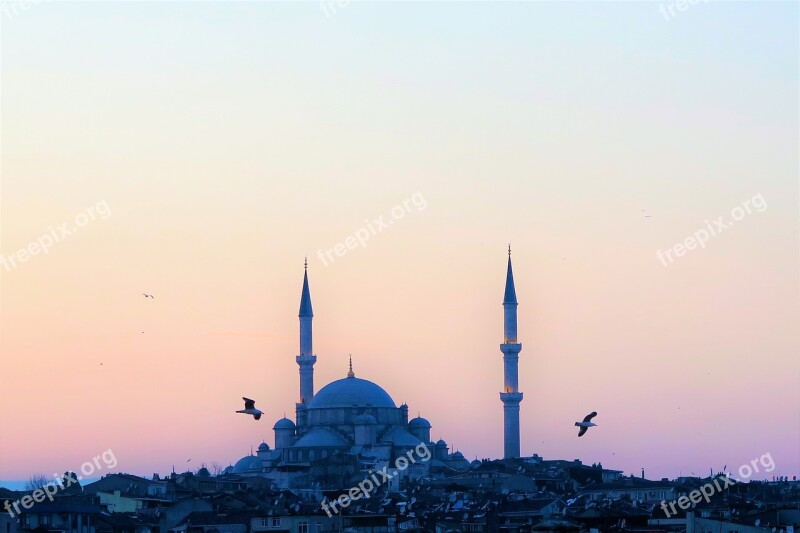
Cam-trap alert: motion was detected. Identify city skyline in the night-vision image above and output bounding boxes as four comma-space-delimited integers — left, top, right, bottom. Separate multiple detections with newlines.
1, 1, 798, 487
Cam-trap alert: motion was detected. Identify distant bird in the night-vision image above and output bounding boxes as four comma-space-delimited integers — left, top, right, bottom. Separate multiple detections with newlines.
142, 293, 154, 299
236, 397, 263, 420
575, 411, 598, 437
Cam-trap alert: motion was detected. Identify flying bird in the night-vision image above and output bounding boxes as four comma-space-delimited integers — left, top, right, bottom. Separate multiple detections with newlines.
575, 411, 598, 437
236, 397, 263, 420
142, 293, 154, 299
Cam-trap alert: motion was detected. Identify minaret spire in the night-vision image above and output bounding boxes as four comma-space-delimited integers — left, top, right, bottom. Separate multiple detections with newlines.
296, 260, 317, 407
499, 246, 523, 459
299, 263, 313, 318
347, 354, 355, 378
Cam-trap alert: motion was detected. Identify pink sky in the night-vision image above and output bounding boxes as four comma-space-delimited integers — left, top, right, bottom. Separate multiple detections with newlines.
1, 1, 798, 483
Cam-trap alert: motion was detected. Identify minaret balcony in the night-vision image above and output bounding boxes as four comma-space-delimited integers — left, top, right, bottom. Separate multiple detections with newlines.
499, 392, 523, 404
500, 342, 522, 354
296, 354, 317, 365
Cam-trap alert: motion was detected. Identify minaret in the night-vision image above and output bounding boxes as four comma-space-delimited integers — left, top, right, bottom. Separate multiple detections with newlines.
296, 258, 316, 406
500, 245, 523, 459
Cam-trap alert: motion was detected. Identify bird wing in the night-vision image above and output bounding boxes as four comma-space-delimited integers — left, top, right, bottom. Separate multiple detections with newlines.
583, 411, 597, 423
243, 397, 255, 409
254, 413, 262, 421
578, 426, 588, 437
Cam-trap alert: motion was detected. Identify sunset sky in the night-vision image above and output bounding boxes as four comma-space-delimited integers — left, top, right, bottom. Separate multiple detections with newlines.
1, 1, 798, 486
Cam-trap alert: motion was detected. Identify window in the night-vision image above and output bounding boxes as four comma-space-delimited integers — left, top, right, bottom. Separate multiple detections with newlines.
261, 519, 268, 527
315, 523, 322, 533
299, 522, 309, 533
272, 518, 281, 528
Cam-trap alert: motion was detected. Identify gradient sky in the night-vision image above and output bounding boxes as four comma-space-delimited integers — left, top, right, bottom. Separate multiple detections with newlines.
1, 1, 798, 486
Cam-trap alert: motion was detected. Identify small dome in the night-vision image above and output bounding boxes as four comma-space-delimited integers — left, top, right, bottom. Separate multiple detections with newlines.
384, 427, 423, 447
451, 451, 465, 459
258, 442, 270, 452
471, 459, 481, 466
232, 455, 261, 474
354, 413, 377, 425
196, 467, 210, 477
308, 376, 396, 409
409, 417, 431, 428
436, 439, 447, 446
273, 418, 296, 430
293, 428, 349, 448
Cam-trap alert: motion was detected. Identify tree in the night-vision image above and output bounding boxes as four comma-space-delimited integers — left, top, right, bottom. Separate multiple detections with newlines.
25, 474, 49, 491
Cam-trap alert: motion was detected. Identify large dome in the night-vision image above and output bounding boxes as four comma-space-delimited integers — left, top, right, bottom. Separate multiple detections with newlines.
307, 376, 396, 409
232, 455, 261, 474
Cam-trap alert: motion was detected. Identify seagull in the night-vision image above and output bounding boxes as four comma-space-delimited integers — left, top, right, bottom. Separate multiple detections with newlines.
142, 293, 154, 299
236, 397, 263, 420
575, 411, 598, 437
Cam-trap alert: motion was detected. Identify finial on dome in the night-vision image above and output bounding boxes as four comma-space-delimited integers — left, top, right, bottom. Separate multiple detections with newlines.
347, 354, 354, 378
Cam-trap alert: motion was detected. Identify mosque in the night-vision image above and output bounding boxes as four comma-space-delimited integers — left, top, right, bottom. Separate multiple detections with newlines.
229, 250, 524, 489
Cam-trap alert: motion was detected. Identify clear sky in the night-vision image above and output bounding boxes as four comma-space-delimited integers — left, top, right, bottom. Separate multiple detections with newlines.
1, 0, 798, 485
